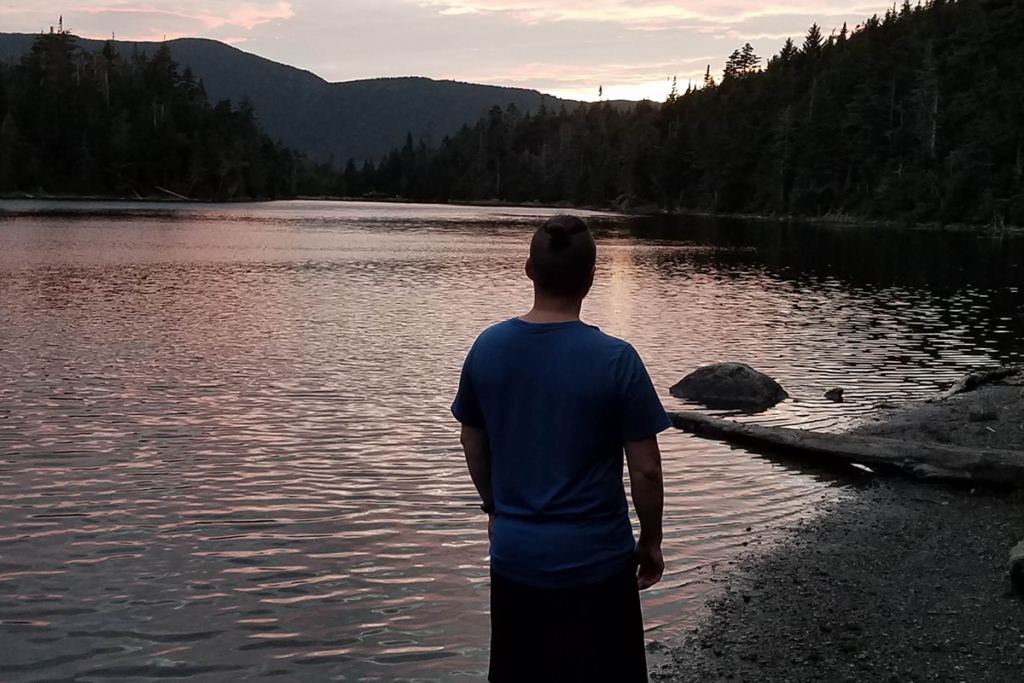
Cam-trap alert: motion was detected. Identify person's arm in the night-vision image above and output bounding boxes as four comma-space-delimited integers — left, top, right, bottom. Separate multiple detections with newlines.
616, 344, 670, 589
625, 436, 664, 590
460, 424, 494, 537
452, 343, 494, 536
452, 343, 490, 500
460, 424, 492, 507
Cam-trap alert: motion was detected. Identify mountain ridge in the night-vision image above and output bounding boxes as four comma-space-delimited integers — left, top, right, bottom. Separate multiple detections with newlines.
0, 33, 632, 163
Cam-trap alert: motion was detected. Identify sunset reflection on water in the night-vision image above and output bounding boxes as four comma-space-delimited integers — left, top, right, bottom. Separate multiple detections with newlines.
1, 200, 1022, 681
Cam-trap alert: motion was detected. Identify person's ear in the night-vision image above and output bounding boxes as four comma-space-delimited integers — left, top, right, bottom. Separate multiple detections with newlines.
581, 265, 595, 298
525, 257, 536, 282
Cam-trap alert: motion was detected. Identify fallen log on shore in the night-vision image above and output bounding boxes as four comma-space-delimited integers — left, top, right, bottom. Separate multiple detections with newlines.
1011, 542, 1024, 595
669, 411, 1024, 488
935, 365, 1023, 401
154, 185, 192, 201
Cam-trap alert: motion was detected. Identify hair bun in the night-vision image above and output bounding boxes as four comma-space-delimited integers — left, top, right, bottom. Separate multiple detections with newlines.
542, 217, 587, 250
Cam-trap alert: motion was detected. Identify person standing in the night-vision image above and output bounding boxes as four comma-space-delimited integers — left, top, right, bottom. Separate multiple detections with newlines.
452, 215, 670, 682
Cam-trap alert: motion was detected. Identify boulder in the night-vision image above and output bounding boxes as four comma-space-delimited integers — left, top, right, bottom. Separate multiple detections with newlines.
968, 400, 998, 423
1011, 541, 1024, 595
670, 363, 788, 411
825, 388, 845, 403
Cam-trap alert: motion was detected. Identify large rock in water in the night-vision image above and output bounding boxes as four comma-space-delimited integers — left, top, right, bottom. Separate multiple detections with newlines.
670, 363, 789, 411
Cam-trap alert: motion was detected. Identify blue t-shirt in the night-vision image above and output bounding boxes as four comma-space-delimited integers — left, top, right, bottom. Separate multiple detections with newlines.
451, 318, 671, 589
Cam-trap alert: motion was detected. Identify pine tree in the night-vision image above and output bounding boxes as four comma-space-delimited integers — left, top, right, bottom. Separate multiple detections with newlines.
803, 23, 824, 58
778, 38, 798, 65
343, 158, 361, 196
739, 43, 761, 73
723, 50, 742, 80
0, 112, 17, 189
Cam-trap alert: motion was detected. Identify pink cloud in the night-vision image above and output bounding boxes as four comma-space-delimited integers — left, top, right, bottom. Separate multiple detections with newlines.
446, 56, 711, 102
72, 2, 294, 31
452, 56, 712, 86
221, 2, 293, 29
423, 0, 888, 27
100, 30, 192, 41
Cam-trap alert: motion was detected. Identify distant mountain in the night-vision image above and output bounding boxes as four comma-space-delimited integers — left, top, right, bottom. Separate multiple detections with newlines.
0, 33, 633, 163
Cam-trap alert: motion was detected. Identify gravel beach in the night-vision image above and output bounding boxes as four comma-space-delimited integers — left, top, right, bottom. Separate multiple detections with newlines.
654, 376, 1024, 683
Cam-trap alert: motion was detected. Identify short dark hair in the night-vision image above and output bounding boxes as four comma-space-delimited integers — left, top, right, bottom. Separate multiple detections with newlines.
529, 215, 596, 298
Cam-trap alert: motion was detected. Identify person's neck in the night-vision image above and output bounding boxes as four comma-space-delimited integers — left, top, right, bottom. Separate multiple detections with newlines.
520, 293, 583, 324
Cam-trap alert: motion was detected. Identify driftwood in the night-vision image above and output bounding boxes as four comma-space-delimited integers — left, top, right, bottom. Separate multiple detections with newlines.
155, 185, 191, 201
669, 411, 1024, 488
1011, 542, 1024, 595
936, 365, 1023, 401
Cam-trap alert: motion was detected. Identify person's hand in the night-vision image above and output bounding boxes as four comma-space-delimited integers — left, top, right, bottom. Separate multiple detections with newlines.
635, 538, 664, 590
487, 513, 494, 542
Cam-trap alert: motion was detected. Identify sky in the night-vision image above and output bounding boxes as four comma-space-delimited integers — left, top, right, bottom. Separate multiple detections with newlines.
2, 1, 895, 101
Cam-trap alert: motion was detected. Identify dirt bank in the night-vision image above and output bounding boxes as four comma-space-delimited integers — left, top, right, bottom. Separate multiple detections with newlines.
857, 381, 1024, 453
654, 375, 1024, 683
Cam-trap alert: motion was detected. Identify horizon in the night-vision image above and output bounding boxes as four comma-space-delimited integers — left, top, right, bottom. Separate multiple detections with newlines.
3, 1, 895, 102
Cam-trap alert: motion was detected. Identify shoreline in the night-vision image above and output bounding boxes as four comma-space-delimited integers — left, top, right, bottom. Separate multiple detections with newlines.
0, 192, 275, 206
2, 192, 1020, 234
653, 376, 1024, 682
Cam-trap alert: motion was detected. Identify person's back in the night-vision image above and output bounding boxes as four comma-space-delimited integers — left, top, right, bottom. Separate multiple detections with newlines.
458, 318, 663, 587
453, 215, 669, 683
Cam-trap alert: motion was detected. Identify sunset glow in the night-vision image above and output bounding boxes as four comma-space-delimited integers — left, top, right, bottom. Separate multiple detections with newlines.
3, 1, 895, 100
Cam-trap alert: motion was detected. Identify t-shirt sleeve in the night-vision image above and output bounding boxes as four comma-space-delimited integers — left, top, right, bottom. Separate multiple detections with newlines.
617, 345, 672, 443
451, 344, 485, 428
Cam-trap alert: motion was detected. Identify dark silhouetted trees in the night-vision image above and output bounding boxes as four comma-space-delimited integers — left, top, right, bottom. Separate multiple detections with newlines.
358, 0, 1024, 225
0, 32, 342, 199
3, 0, 1021, 226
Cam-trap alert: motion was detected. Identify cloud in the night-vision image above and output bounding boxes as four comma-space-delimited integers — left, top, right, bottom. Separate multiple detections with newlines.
102, 30, 187, 40
219, 1, 293, 29
453, 56, 711, 87
72, 1, 294, 31
419, 0, 884, 25
719, 29, 807, 41
446, 55, 714, 101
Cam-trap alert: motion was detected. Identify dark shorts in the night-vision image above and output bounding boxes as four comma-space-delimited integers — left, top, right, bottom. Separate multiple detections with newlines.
488, 568, 648, 683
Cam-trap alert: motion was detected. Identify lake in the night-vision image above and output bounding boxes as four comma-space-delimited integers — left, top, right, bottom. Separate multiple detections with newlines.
1, 200, 1022, 682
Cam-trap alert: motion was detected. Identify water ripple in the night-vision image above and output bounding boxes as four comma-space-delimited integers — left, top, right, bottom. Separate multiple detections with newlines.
1, 200, 1022, 681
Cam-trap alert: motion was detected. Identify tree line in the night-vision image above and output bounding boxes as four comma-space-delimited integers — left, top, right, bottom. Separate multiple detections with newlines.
0, 31, 341, 200
361, 0, 1024, 226
2, 0, 1021, 226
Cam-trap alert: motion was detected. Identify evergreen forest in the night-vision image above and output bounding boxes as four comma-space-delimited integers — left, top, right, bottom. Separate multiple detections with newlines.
361, 0, 1024, 226
2, 0, 1022, 226
0, 31, 341, 200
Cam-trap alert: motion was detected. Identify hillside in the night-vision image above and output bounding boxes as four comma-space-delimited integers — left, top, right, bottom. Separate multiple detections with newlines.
0, 33, 610, 163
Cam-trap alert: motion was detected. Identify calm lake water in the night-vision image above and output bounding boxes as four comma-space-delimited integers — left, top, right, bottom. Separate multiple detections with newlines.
1, 200, 1022, 681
